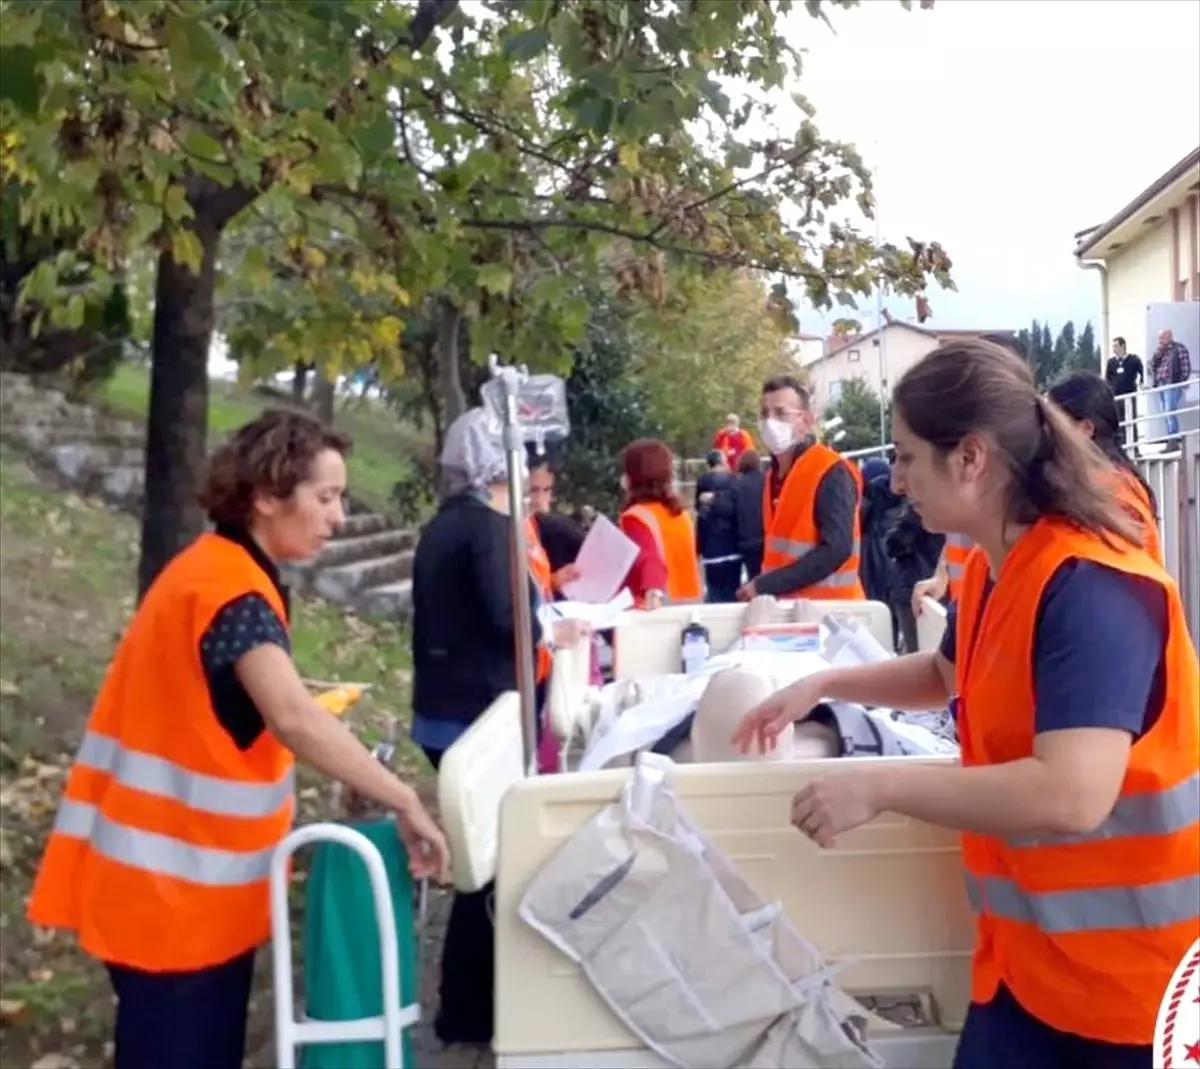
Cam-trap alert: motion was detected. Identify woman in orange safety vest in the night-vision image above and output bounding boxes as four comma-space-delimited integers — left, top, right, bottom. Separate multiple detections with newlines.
1048, 369, 1164, 565
618, 437, 703, 609
27, 411, 449, 1069
734, 340, 1199, 1069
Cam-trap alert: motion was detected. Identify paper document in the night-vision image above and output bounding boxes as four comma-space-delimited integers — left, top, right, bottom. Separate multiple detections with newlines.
539, 589, 634, 632
560, 514, 639, 603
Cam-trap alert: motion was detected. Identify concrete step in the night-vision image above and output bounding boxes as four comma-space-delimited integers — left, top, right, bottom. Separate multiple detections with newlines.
338, 512, 392, 539
2, 420, 146, 455
312, 551, 415, 603
357, 579, 414, 621
315, 528, 417, 568
48, 443, 144, 482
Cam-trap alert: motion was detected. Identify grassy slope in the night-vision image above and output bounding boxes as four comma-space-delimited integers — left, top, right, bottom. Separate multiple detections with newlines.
97, 364, 431, 517
0, 446, 428, 1066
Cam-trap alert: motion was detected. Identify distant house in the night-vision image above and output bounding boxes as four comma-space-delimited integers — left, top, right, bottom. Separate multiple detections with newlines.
1073, 146, 1200, 357
787, 332, 826, 369
801, 322, 1015, 411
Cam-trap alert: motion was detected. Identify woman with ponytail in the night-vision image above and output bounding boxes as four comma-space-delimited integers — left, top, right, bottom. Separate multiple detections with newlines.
733, 340, 1199, 1069
1047, 369, 1161, 563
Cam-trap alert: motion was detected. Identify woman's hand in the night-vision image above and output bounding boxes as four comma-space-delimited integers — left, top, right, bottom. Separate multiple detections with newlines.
791, 772, 883, 848
396, 798, 451, 881
551, 563, 581, 591
911, 575, 945, 618
731, 673, 828, 754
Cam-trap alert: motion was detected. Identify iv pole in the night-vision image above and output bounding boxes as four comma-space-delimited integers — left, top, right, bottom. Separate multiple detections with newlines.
488, 356, 540, 776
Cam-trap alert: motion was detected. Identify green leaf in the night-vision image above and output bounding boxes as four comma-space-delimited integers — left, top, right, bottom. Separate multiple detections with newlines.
180, 128, 226, 165
576, 96, 615, 137
163, 184, 193, 224
0, 46, 48, 116
64, 293, 87, 331
355, 108, 397, 164
504, 27, 551, 62
477, 263, 513, 295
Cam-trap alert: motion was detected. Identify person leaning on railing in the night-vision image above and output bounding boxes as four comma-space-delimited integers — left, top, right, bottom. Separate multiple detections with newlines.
735, 339, 1199, 1069
26, 410, 449, 1069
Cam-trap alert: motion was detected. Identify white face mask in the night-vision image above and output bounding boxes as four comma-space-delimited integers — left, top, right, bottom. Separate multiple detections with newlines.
758, 418, 795, 455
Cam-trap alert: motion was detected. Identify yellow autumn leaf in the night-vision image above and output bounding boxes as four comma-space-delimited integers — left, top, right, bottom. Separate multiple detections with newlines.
618, 144, 640, 173
349, 269, 378, 295
169, 229, 204, 273
301, 246, 327, 270
381, 277, 411, 305
371, 315, 402, 349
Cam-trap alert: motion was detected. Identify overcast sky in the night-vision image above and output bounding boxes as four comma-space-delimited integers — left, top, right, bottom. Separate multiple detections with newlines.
785, 0, 1200, 337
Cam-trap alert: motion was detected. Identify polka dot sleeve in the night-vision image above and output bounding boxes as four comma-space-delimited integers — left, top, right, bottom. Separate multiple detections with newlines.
199, 592, 291, 676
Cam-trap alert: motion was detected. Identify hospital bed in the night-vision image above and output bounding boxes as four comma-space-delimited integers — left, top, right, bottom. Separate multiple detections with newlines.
438, 597, 971, 1069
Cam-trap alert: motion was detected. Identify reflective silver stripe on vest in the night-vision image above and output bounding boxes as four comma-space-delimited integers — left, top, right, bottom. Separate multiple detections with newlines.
1006, 773, 1200, 848
54, 799, 276, 887
767, 537, 863, 561
945, 533, 973, 549
964, 871, 1200, 933
75, 731, 293, 819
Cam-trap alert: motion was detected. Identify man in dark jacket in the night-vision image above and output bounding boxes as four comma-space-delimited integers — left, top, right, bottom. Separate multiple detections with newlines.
695, 450, 741, 602
733, 448, 765, 579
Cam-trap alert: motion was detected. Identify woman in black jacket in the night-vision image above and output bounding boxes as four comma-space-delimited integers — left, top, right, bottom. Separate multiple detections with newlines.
410, 408, 578, 1046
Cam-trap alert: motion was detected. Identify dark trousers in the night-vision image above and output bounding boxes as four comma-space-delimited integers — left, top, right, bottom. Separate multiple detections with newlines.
423, 745, 494, 1045
704, 559, 743, 603
953, 985, 1151, 1069
107, 948, 256, 1069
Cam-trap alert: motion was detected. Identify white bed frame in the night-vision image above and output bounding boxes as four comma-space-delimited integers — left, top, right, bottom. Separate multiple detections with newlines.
438, 598, 966, 1069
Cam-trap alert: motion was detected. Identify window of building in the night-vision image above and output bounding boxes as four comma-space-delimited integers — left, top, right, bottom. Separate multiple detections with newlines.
847, 348, 861, 363
827, 379, 843, 403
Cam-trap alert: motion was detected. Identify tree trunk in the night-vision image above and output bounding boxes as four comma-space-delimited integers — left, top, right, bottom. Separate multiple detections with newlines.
435, 298, 466, 425
291, 360, 309, 404
313, 369, 336, 425
137, 224, 221, 599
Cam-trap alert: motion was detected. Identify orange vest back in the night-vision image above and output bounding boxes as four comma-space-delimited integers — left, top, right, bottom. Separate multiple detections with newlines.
27, 533, 296, 972
761, 443, 865, 600
525, 516, 552, 682
621, 501, 702, 604
1115, 467, 1163, 565
954, 518, 1200, 1044
943, 533, 974, 601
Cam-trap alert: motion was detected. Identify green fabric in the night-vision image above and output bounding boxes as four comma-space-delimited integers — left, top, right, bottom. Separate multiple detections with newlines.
300, 817, 419, 1069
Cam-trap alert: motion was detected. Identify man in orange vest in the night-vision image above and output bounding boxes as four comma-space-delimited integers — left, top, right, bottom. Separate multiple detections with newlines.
713, 413, 754, 468
737, 374, 865, 602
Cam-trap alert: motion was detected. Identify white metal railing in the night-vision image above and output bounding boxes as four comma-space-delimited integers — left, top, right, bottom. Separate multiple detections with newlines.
1113, 379, 1200, 451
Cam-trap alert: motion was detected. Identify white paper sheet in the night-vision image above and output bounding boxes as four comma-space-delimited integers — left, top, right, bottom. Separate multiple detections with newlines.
538, 589, 635, 632
560, 514, 640, 604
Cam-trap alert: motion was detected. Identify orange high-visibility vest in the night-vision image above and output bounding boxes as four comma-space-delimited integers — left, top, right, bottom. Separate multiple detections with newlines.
525, 516, 553, 683
761, 443, 865, 600
27, 533, 296, 972
620, 501, 702, 604
1115, 468, 1163, 566
954, 517, 1200, 1044
943, 533, 974, 601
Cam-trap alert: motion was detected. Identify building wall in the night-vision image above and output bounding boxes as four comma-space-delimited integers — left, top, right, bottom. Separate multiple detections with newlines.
804, 326, 938, 411
788, 336, 826, 369
1106, 219, 1176, 358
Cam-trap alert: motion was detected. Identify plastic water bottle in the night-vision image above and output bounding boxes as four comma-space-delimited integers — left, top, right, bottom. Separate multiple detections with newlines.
680, 610, 711, 676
